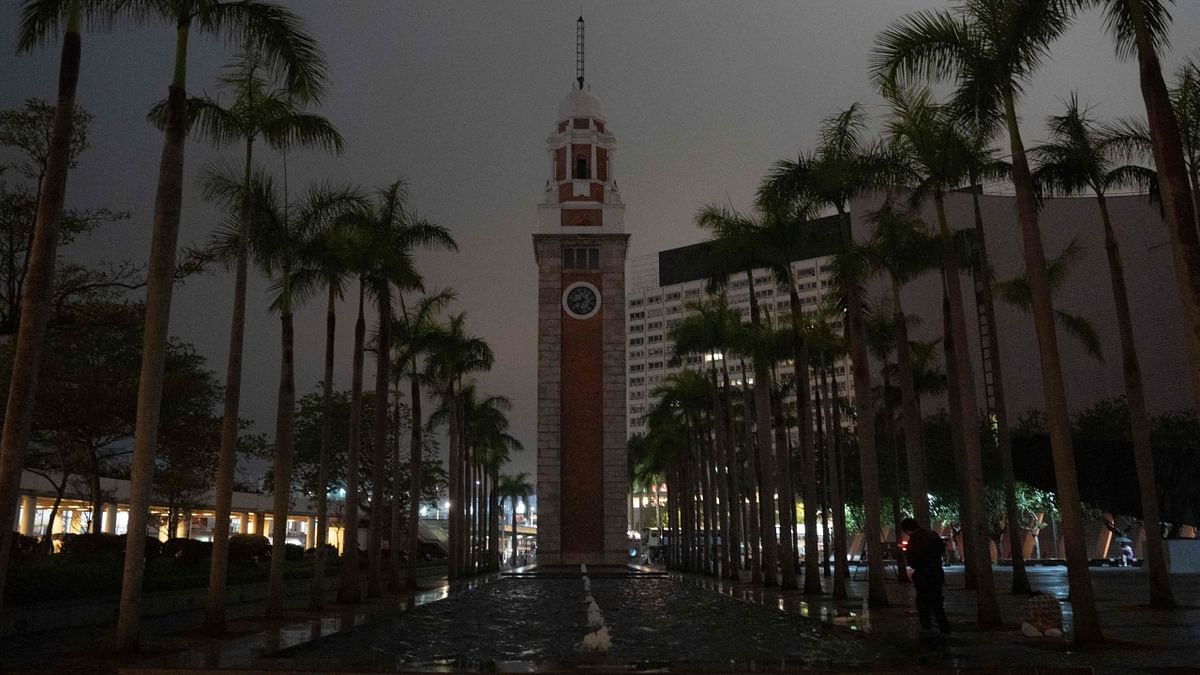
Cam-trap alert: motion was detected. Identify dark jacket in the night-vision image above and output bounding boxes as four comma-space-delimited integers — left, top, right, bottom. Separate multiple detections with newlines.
906, 527, 945, 578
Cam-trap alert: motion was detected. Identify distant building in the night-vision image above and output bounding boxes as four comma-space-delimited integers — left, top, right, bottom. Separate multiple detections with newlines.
625, 214, 855, 437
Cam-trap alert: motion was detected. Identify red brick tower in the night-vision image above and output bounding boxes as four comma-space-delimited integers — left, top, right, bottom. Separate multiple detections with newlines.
532, 17, 629, 566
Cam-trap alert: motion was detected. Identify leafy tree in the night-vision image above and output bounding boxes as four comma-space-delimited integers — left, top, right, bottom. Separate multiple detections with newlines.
289, 388, 446, 509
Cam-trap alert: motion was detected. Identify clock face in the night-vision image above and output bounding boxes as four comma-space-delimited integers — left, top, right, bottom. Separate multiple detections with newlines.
563, 282, 600, 319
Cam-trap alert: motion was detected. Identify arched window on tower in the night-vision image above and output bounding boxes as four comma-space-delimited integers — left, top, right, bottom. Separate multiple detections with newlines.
575, 156, 590, 180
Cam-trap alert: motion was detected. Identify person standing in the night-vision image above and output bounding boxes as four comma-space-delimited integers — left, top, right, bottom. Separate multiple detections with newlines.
902, 517, 951, 634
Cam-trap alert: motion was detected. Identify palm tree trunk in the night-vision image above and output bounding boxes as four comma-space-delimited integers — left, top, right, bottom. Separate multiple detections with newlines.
707, 365, 734, 579
368, 291, 391, 597
943, 290, 974, 588
405, 371, 423, 589
823, 365, 849, 599
772, 389, 798, 589
510, 496, 519, 566
892, 281, 930, 529
746, 273, 779, 587
813, 369, 832, 579
788, 287, 822, 594
720, 361, 743, 577
967, 186, 1030, 595
1003, 85, 1102, 644
338, 279, 367, 603
0, 8, 81, 609
1096, 194, 1175, 608
739, 360, 762, 583
446, 387, 460, 581
837, 208, 887, 607
934, 192, 1001, 627
117, 20, 191, 651
389, 392, 403, 590
311, 284, 336, 609
667, 466, 679, 569
882, 368, 909, 583
266, 307, 297, 616
204, 135, 253, 633
1125, 0, 1200, 411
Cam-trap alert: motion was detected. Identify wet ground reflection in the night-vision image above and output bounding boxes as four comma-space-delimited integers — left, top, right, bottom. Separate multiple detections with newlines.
256, 572, 901, 672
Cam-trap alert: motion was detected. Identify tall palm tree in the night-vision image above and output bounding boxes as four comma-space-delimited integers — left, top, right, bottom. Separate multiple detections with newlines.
861, 203, 938, 531
879, 87, 1001, 626
117, 0, 325, 650
1030, 96, 1173, 607
671, 295, 744, 580
291, 213, 357, 610
0, 0, 96, 609
759, 104, 891, 607
752, 201, 836, 594
182, 51, 342, 631
497, 473, 534, 567
236, 176, 362, 616
343, 181, 456, 596
1096, 0, 1200, 410
696, 205, 781, 587
425, 313, 494, 579
872, 0, 1103, 641
394, 290, 456, 588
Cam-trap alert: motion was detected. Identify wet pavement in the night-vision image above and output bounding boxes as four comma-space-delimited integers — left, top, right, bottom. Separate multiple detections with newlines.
254, 569, 902, 672
4, 563, 1200, 672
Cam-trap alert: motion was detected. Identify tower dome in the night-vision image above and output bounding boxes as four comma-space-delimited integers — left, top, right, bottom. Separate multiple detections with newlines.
557, 88, 605, 122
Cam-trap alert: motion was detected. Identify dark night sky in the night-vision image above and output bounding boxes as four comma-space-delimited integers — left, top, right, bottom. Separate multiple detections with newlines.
2, 2, 1198, 480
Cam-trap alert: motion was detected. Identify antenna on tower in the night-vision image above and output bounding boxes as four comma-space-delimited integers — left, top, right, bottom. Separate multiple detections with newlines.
575, 15, 585, 90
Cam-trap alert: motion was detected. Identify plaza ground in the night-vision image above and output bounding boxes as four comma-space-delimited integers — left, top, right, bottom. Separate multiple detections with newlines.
2, 564, 1198, 672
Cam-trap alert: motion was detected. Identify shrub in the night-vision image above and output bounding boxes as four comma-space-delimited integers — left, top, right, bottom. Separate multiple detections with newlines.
284, 543, 305, 561
60, 533, 124, 559
228, 533, 271, 563
161, 537, 212, 565
8, 531, 40, 563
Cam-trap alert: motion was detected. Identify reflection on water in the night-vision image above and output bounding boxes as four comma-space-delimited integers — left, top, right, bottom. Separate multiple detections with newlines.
173, 585, 453, 669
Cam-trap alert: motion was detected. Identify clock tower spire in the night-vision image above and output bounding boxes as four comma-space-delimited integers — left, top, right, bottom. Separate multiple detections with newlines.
532, 20, 630, 567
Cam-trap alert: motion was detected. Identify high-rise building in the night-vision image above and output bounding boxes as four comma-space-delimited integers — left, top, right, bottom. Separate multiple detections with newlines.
626, 215, 854, 436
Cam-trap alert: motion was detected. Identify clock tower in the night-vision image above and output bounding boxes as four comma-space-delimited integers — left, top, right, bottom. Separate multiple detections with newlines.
533, 17, 629, 566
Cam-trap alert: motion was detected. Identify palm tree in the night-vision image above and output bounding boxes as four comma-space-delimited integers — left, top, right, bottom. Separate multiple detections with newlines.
671, 295, 745, 580
759, 104, 891, 607
182, 51, 342, 631
393, 290, 456, 588
497, 473, 534, 567
696, 205, 781, 587
861, 203, 938, 532
872, 0, 1103, 642
425, 313, 494, 579
879, 87, 1001, 626
0, 0, 94, 609
806, 301, 852, 598
342, 182, 456, 596
291, 213, 356, 610
751, 202, 837, 594
1096, 0, 1200, 410
117, 0, 325, 650
234, 176, 361, 616
1030, 96, 1173, 607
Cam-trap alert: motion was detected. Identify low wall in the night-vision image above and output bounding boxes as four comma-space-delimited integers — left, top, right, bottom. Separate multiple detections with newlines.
1, 574, 338, 638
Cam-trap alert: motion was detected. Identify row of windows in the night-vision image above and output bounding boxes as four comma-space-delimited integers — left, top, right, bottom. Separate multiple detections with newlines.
563, 246, 600, 270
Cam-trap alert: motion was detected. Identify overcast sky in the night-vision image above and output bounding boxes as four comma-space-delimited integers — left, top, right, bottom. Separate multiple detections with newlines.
2, 1, 1198, 480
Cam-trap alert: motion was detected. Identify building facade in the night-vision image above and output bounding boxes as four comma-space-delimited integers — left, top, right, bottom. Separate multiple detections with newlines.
626, 216, 854, 437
